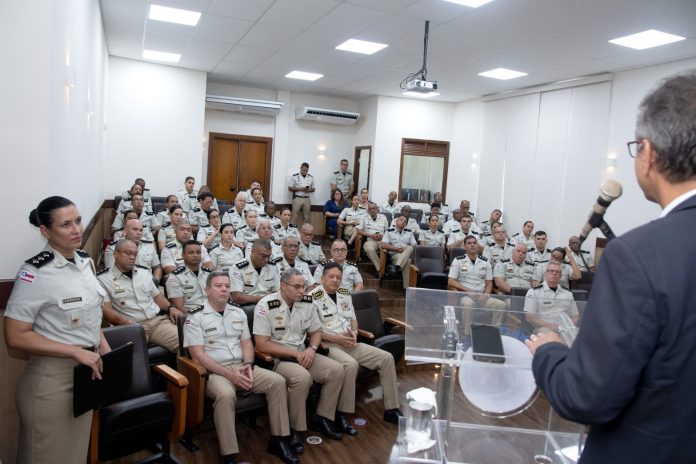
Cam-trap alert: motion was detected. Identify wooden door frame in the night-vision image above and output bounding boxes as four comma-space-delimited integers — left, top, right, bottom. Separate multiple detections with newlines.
207, 132, 273, 198
353, 145, 372, 195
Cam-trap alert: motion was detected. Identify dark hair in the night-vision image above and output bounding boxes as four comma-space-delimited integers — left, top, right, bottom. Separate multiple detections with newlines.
322, 261, 343, 275
430, 202, 441, 209
206, 209, 221, 219
251, 187, 262, 196
523, 220, 534, 227
331, 189, 344, 204
340, 158, 349, 164
251, 239, 272, 251
198, 191, 214, 201
134, 177, 145, 185
206, 270, 229, 288
29, 196, 75, 228
636, 70, 696, 182
464, 235, 479, 245
185, 176, 195, 182
266, 200, 276, 208
168, 204, 183, 214
220, 223, 235, 235
166, 194, 177, 203
280, 206, 292, 215
183, 240, 201, 252
301, 162, 309, 168
552, 246, 566, 258
534, 230, 547, 237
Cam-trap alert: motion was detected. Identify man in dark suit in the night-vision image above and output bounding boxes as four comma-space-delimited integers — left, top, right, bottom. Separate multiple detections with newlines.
526, 70, 696, 464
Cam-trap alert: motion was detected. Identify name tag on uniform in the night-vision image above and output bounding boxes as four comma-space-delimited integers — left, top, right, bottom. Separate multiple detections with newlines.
60, 296, 84, 310
205, 327, 218, 333
542, 301, 553, 307
114, 288, 126, 294
184, 285, 195, 291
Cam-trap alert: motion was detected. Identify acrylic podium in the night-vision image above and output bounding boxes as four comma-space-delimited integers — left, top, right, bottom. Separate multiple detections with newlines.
394, 287, 587, 464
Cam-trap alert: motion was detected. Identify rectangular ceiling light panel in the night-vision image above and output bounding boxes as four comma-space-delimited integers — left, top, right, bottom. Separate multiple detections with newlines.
443, 0, 495, 7
609, 29, 685, 50
149, 4, 202, 26
336, 39, 388, 55
143, 49, 181, 63
285, 70, 324, 81
478, 67, 527, 80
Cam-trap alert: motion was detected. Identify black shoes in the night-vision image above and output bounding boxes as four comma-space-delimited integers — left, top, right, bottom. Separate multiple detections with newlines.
309, 414, 343, 440
222, 454, 236, 464
289, 430, 305, 455
383, 408, 403, 425
267, 436, 300, 464
334, 411, 358, 436
387, 264, 401, 277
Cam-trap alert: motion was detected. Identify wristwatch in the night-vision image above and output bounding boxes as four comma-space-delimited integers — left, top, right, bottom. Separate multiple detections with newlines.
309, 344, 318, 351
167, 304, 176, 313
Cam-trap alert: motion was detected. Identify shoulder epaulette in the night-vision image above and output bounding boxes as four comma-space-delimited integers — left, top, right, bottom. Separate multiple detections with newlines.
531, 284, 543, 289
500, 258, 510, 263
289, 224, 297, 228
442, 202, 448, 207
292, 172, 299, 176
96, 267, 110, 275
76, 249, 90, 258
201, 266, 214, 273
528, 247, 535, 252
512, 232, 520, 237
345, 260, 356, 267
333, 170, 339, 174
162, 221, 171, 228
546, 248, 552, 253
311, 240, 321, 246
581, 250, 590, 254
319, 258, 329, 265
237, 225, 247, 230
226, 207, 235, 213
454, 255, 466, 260
145, 211, 154, 216
226, 299, 243, 309
189, 305, 204, 314
300, 295, 313, 303
451, 228, 461, 233
135, 264, 148, 270
387, 227, 395, 232
337, 287, 349, 295
273, 223, 281, 229
478, 255, 488, 261
192, 207, 201, 212
173, 266, 186, 274
525, 259, 535, 266
482, 220, 490, 224
235, 260, 249, 268
298, 256, 312, 264
141, 239, 153, 244
166, 242, 177, 249
269, 256, 283, 265
209, 244, 219, 251
312, 289, 325, 299
114, 227, 125, 232
506, 242, 514, 246
482, 233, 492, 237
25, 250, 55, 267
143, 188, 150, 192
346, 171, 352, 175
259, 214, 268, 218
109, 240, 118, 246
537, 259, 549, 264
268, 299, 282, 309
404, 228, 412, 232
306, 173, 313, 177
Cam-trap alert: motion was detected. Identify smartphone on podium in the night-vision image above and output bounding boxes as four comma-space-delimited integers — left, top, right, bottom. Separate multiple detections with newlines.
471, 323, 505, 364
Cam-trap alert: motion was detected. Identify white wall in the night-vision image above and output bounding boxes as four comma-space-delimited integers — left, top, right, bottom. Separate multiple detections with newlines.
104, 57, 206, 198
0, 0, 107, 279
450, 99, 484, 210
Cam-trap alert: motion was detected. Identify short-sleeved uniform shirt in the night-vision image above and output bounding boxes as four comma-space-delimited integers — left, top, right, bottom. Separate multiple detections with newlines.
165, 266, 212, 309
333, 170, 353, 196
311, 286, 354, 335
493, 259, 536, 289
313, 260, 362, 292
298, 241, 327, 265
229, 260, 280, 296
272, 256, 316, 288
97, 265, 160, 321
253, 292, 319, 351
209, 243, 244, 270
523, 282, 578, 325
183, 301, 249, 364
448, 254, 492, 293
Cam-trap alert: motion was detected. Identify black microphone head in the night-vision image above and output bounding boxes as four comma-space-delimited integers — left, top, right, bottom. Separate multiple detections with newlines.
599, 179, 623, 203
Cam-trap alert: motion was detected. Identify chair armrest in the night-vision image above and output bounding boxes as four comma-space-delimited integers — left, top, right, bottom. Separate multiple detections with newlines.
354, 235, 363, 263
255, 349, 273, 364
385, 317, 408, 330
379, 248, 387, 280
409, 264, 420, 287
176, 356, 206, 427
153, 364, 188, 440
357, 328, 375, 340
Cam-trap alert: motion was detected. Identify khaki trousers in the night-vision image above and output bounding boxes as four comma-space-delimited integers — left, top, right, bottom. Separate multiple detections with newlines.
273, 353, 344, 431
141, 314, 179, 353
324, 342, 400, 411
16, 355, 92, 464
459, 294, 508, 332
363, 239, 381, 271
390, 245, 413, 288
291, 197, 311, 225
207, 364, 290, 455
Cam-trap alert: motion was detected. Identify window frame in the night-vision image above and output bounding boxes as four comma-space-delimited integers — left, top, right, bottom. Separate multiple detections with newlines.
398, 138, 450, 205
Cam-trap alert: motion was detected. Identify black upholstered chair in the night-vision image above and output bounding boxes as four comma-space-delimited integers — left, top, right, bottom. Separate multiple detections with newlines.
351, 289, 406, 366
88, 324, 187, 463
448, 247, 466, 265
409, 245, 448, 289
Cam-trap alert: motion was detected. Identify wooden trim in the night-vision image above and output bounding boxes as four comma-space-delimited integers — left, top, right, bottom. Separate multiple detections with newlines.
207, 132, 274, 198
0, 280, 12, 311
353, 145, 372, 192
399, 138, 450, 205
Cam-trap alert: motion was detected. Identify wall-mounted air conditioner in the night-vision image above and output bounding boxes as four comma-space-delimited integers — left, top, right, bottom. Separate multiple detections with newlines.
295, 106, 360, 126
205, 95, 284, 116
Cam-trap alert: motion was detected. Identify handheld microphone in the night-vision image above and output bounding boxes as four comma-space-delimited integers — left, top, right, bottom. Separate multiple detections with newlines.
578, 180, 623, 244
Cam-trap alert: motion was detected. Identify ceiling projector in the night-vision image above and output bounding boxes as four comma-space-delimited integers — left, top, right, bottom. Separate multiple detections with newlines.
405, 78, 438, 93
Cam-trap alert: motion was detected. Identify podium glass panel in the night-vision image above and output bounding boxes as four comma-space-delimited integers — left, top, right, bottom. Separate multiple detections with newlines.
395, 288, 587, 463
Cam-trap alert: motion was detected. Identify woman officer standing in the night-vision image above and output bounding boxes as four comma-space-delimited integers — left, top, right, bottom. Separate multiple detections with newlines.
4, 196, 111, 464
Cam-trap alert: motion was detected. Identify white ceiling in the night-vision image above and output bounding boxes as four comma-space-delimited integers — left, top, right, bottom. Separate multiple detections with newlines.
100, 0, 696, 102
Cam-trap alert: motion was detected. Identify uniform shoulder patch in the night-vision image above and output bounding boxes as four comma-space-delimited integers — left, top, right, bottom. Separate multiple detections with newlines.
76, 249, 90, 258
235, 260, 249, 268
109, 240, 118, 246
173, 266, 186, 275
273, 223, 281, 229
333, 170, 340, 174
25, 250, 55, 268
561, 285, 570, 291
96, 267, 110, 275
454, 255, 466, 260
268, 299, 282, 309
512, 232, 520, 237
162, 221, 171, 228
237, 225, 247, 230
145, 211, 154, 216
209, 244, 219, 251
189, 305, 204, 314
311, 240, 321, 246
227, 299, 243, 309
312, 289, 324, 299
298, 256, 312, 264
545, 248, 552, 253
387, 227, 395, 232
166, 242, 177, 249
289, 224, 297, 228
346, 171, 353, 175
506, 242, 514, 246
226, 207, 235, 213
482, 220, 490, 225
404, 228, 412, 232
581, 250, 590, 254
478, 255, 488, 261
201, 266, 214, 273
135, 264, 149, 270
337, 287, 349, 295
300, 295, 313, 303
531, 284, 543, 289
500, 258, 510, 263
140, 239, 153, 244
345, 261, 357, 267
451, 228, 461, 233
269, 256, 283, 264
114, 227, 125, 232
528, 247, 535, 252
292, 172, 299, 176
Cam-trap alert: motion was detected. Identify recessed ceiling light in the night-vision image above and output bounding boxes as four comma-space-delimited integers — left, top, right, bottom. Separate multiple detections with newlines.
336, 39, 388, 55
143, 50, 181, 64
402, 91, 441, 98
609, 29, 685, 50
149, 4, 201, 26
478, 68, 527, 80
443, 0, 495, 7
285, 71, 324, 81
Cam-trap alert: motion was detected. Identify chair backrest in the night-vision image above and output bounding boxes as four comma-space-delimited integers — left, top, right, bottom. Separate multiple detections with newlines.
102, 325, 153, 401
176, 313, 189, 357
382, 211, 393, 225
410, 208, 424, 224
242, 305, 255, 335
413, 245, 445, 274
351, 289, 385, 338
448, 247, 466, 265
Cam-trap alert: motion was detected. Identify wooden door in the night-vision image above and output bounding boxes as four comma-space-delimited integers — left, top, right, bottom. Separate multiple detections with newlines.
207, 133, 273, 202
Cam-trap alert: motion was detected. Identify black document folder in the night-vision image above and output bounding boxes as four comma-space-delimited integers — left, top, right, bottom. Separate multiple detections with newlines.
73, 342, 133, 417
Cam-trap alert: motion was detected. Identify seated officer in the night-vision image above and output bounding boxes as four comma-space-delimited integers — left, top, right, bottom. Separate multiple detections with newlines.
313, 262, 402, 425
528, 230, 552, 265
189, 191, 217, 233
568, 235, 595, 272
313, 240, 364, 293
161, 220, 213, 274
424, 202, 446, 224
380, 191, 401, 216
166, 240, 213, 312
298, 223, 327, 265
244, 187, 266, 215
483, 223, 514, 268
197, 209, 222, 251
447, 216, 483, 252
245, 219, 281, 258
117, 182, 148, 213
448, 235, 507, 320
420, 214, 445, 247
274, 207, 299, 244
184, 271, 298, 464
229, 239, 281, 307
155, 195, 179, 227
176, 176, 199, 213
337, 195, 364, 246
442, 208, 463, 235
391, 205, 420, 239
235, 210, 260, 252
209, 224, 244, 270
479, 209, 503, 237
357, 202, 389, 272
113, 210, 139, 241
524, 260, 579, 332
432, 192, 449, 218
272, 236, 317, 291
494, 244, 536, 294
112, 192, 159, 240
532, 247, 582, 289
104, 218, 162, 281
157, 204, 186, 250
381, 215, 417, 289
98, 239, 179, 352
511, 220, 535, 249
222, 192, 248, 230
254, 269, 347, 441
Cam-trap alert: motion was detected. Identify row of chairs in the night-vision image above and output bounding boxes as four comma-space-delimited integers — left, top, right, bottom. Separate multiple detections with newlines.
88, 289, 405, 463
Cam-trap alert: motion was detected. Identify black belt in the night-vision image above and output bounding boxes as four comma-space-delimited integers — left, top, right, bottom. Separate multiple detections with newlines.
293, 194, 309, 199
82, 344, 100, 352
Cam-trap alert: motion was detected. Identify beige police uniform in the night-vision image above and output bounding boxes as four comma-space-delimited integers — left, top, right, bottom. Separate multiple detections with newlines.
298, 240, 327, 265
390, 217, 421, 239
524, 282, 578, 326
313, 260, 363, 292
424, 211, 446, 225
229, 260, 280, 297
157, 223, 176, 247
381, 227, 417, 288
312, 286, 399, 412
244, 201, 266, 216
176, 189, 199, 213
447, 229, 485, 249
442, 219, 460, 235
493, 258, 536, 290
189, 207, 214, 227
358, 213, 389, 271
6, 246, 105, 464
235, 225, 259, 252
421, 229, 445, 247
528, 247, 552, 265
197, 224, 221, 250
271, 255, 316, 288
103, 239, 160, 271
511, 231, 535, 249
165, 265, 212, 309
253, 293, 345, 430
533, 260, 575, 288
273, 223, 300, 243
338, 206, 365, 239
221, 208, 245, 229
161, 241, 212, 270
209, 243, 244, 270
448, 254, 507, 322
183, 301, 290, 455
117, 193, 153, 214
485, 241, 514, 267
244, 240, 281, 260
155, 209, 170, 227
112, 210, 158, 240
97, 265, 178, 352
289, 172, 314, 225
380, 201, 401, 216
570, 249, 594, 272
333, 170, 353, 197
